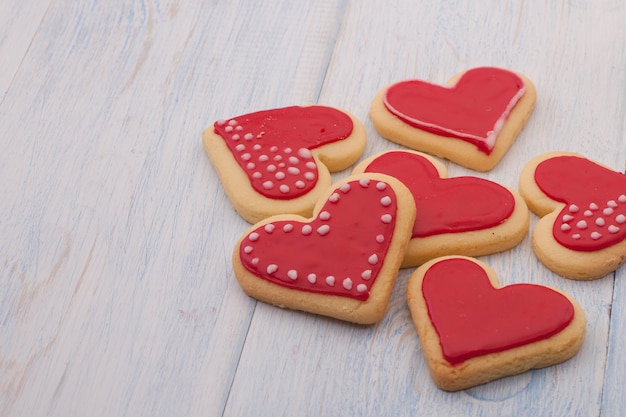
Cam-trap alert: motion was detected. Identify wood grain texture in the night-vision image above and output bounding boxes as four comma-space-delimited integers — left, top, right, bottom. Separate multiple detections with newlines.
0, 0, 624, 416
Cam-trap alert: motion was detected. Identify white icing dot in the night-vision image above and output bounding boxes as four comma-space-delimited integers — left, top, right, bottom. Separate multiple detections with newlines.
589, 203, 599, 210
249, 232, 259, 241
284, 147, 292, 154
253, 144, 261, 151
264, 224, 275, 233
308, 273, 317, 284
604, 208, 614, 216
304, 172, 315, 180
329, 193, 340, 202
326, 276, 335, 286
359, 178, 370, 187
295, 181, 305, 189
287, 167, 300, 175
216, 119, 226, 126
266, 164, 277, 172
252, 172, 262, 179
278, 163, 285, 168
608, 200, 618, 208
275, 171, 286, 180
267, 264, 278, 274
617, 214, 626, 224
298, 148, 312, 159
273, 155, 282, 161
241, 153, 252, 161
251, 257, 259, 265
342, 278, 353, 290
259, 155, 269, 162
376, 182, 387, 191
244, 133, 253, 140
279, 185, 290, 193
231, 134, 240, 140
319, 211, 331, 220
235, 144, 245, 152
243, 246, 253, 254
576, 220, 588, 229
584, 210, 593, 217
596, 217, 606, 227
376, 234, 385, 243
608, 225, 620, 233
246, 162, 255, 170
561, 224, 571, 231
283, 224, 294, 232
361, 270, 372, 280
562, 214, 574, 222
380, 196, 392, 207
591, 232, 602, 240
288, 270, 298, 280
368, 254, 378, 265
270, 146, 278, 152
225, 126, 233, 132
340, 183, 351, 193
262, 181, 274, 189
288, 156, 299, 164
317, 225, 330, 235
235, 125, 243, 131
302, 225, 313, 235
620, 195, 626, 203
569, 204, 579, 213
381, 214, 393, 224
305, 161, 316, 170
357, 284, 367, 293
228, 120, 237, 126
572, 234, 581, 239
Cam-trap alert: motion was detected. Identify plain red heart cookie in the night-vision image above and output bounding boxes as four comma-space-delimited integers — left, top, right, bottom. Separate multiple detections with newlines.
203, 105, 366, 223
407, 256, 586, 391
352, 150, 529, 266
232, 173, 416, 324
520, 152, 626, 280
370, 67, 536, 171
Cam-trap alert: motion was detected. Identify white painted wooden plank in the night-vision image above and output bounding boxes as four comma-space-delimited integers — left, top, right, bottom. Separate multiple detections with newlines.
0, 0, 52, 100
225, 0, 624, 416
602, 268, 626, 417
0, 0, 345, 416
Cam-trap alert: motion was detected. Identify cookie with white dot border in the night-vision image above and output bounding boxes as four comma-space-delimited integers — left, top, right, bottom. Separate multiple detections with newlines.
519, 152, 626, 280
203, 105, 366, 223
369, 67, 536, 172
232, 173, 416, 324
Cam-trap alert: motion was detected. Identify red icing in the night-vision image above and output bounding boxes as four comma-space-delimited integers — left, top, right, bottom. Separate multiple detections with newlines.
239, 178, 398, 301
214, 106, 354, 200
363, 151, 514, 237
383, 67, 525, 154
422, 258, 575, 365
534, 155, 626, 251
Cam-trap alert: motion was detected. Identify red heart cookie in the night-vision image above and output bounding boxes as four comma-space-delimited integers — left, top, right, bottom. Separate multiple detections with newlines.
352, 150, 529, 266
232, 174, 416, 324
407, 256, 586, 391
520, 152, 626, 280
370, 67, 536, 172
204, 105, 366, 223
383, 67, 525, 154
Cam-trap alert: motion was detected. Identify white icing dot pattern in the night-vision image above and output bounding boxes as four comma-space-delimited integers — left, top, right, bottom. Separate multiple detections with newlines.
557, 195, 626, 246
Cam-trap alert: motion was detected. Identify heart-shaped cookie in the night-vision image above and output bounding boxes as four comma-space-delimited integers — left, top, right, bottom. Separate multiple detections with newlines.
370, 67, 536, 171
232, 173, 416, 324
352, 150, 529, 266
203, 105, 366, 223
407, 256, 586, 391
520, 152, 626, 280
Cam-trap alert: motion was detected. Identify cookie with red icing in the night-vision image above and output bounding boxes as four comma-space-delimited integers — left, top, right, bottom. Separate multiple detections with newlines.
407, 256, 586, 391
232, 173, 416, 324
519, 152, 626, 280
352, 150, 529, 267
203, 105, 366, 223
369, 67, 536, 172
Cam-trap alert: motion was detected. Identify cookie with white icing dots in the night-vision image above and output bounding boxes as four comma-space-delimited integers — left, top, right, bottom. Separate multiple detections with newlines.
203, 105, 366, 223
352, 150, 529, 267
519, 152, 626, 280
232, 173, 416, 324
407, 256, 586, 391
370, 67, 536, 172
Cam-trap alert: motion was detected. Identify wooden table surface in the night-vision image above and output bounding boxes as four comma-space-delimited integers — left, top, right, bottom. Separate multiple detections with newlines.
1, 1, 625, 416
